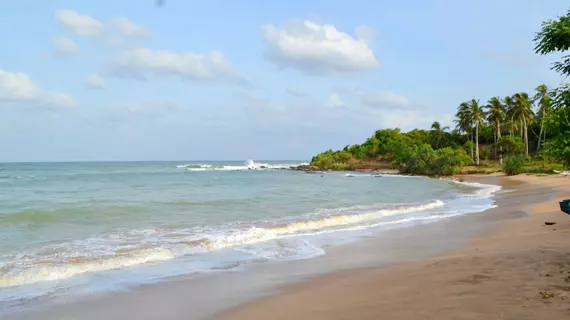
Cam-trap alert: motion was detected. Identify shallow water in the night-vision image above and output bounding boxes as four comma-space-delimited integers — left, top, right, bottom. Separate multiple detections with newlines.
0, 161, 499, 308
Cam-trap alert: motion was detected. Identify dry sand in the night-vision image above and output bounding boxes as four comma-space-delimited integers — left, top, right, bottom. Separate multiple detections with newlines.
213, 174, 570, 320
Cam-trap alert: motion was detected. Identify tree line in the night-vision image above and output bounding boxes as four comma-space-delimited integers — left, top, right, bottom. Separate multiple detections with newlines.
310, 8, 570, 175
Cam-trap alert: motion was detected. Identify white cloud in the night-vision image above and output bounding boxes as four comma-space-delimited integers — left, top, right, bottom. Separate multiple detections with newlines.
51, 36, 78, 57
108, 17, 151, 38
0, 69, 76, 108
327, 92, 346, 108
260, 20, 380, 75
107, 48, 244, 84
358, 90, 410, 108
55, 10, 150, 41
355, 25, 376, 45
56, 10, 105, 38
84, 74, 106, 90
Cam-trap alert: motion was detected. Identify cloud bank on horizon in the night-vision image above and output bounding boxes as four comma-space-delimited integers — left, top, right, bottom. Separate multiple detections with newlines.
0, 0, 567, 161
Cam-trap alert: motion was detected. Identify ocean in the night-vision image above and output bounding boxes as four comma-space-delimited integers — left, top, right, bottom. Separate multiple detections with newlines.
0, 161, 500, 311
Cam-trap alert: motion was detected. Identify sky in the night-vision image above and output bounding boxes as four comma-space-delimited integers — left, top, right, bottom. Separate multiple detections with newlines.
0, 0, 568, 162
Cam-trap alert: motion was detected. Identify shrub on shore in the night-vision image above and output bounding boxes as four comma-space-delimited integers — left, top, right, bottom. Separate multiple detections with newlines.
391, 143, 470, 176
502, 156, 526, 175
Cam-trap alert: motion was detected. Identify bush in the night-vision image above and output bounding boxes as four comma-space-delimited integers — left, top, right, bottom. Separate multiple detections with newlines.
496, 136, 524, 156
432, 147, 471, 175
502, 156, 526, 175
310, 150, 354, 170
481, 149, 490, 160
462, 141, 474, 156
391, 143, 469, 176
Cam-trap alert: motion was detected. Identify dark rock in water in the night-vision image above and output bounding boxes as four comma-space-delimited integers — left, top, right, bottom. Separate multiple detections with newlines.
290, 165, 324, 172
260, 166, 267, 169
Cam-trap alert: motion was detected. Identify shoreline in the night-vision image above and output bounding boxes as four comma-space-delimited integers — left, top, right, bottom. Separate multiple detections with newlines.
212, 174, 570, 320
5, 174, 567, 319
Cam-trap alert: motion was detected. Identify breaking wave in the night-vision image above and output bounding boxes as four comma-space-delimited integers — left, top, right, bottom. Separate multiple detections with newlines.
0, 200, 446, 288
176, 160, 308, 172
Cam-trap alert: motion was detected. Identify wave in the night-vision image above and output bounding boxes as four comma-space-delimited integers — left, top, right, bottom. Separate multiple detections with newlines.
176, 161, 308, 172
0, 179, 502, 291
0, 200, 445, 288
450, 180, 502, 198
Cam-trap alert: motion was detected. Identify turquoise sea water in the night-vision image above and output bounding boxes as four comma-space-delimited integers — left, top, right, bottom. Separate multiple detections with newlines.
0, 161, 500, 308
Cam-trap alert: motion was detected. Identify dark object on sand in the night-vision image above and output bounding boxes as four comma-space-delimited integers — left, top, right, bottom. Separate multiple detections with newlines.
544, 221, 557, 226
560, 199, 570, 214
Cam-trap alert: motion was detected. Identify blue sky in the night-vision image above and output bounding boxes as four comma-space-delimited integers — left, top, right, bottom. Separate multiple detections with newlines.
0, 0, 568, 161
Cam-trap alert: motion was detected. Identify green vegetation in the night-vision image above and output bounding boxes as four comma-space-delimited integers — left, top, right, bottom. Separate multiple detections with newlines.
534, 9, 570, 168
502, 156, 526, 176
310, 8, 570, 175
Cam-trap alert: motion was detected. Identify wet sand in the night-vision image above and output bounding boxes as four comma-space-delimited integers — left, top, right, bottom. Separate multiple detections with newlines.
213, 174, 570, 320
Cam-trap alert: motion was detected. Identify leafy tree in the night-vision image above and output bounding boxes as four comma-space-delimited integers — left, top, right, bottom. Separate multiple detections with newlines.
543, 85, 570, 167
533, 9, 570, 167
534, 8, 570, 76
374, 128, 401, 154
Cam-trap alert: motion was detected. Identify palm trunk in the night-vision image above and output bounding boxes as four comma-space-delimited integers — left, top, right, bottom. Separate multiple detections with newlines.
536, 119, 544, 155
493, 131, 496, 159
469, 129, 474, 163
523, 117, 529, 157
519, 120, 523, 139
497, 123, 503, 164
475, 122, 480, 165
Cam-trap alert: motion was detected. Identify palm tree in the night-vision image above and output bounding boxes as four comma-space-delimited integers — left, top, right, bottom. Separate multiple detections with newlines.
503, 96, 517, 136
512, 92, 534, 157
431, 121, 449, 149
486, 97, 506, 163
468, 99, 485, 165
455, 102, 474, 162
455, 100, 484, 164
532, 84, 551, 155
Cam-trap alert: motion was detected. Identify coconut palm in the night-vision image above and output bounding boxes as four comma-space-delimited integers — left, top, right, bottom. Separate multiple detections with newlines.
455, 102, 474, 162
468, 99, 485, 165
503, 95, 517, 136
532, 84, 551, 155
512, 92, 534, 156
455, 100, 484, 164
430, 121, 449, 149
486, 97, 507, 163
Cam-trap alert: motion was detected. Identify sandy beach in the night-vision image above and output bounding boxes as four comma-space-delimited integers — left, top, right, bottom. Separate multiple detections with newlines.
213, 174, 570, 320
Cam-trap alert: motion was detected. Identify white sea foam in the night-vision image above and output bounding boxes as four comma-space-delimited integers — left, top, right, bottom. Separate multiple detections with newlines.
0, 178, 502, 291
177, 161, 308, 172
0, 200, 446, 289
450, 180, 502, 198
